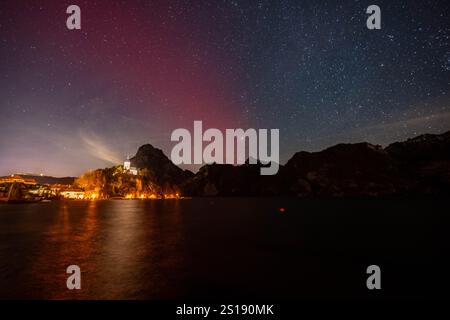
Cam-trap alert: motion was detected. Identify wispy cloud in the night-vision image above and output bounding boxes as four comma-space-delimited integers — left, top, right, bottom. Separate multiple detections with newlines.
79, 131, 122, 165
358, 111, 450, 134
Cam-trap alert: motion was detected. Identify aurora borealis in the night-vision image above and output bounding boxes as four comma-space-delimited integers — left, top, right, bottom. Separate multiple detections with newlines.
1, 0, 449, 176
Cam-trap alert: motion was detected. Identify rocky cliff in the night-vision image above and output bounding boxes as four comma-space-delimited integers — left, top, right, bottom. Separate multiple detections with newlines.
76, 130, 450, 198
182, 130, 450, 197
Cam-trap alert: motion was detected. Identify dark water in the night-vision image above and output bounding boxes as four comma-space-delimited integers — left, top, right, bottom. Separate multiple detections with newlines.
0, 198, 448, 300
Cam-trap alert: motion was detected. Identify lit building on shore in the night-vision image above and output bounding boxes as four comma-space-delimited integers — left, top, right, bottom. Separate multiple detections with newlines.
123, 157, 138, 175
0, 175, 37, 185
60, 189, 85, 200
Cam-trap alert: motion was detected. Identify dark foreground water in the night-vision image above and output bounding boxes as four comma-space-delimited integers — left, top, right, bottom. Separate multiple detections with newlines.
0, 198, 448, 300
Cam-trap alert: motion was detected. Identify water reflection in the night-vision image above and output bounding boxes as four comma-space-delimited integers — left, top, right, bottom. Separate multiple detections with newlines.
1, 198, 444, 299
28, 201, 100, 298
11, 200, 185, 299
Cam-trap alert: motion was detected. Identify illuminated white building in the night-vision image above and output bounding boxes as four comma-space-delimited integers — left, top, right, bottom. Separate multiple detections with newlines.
60, 189, 85, 200
123, 157, 138, 175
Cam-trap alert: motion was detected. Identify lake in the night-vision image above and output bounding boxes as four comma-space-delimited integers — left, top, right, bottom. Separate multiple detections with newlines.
0, 198, 448, 299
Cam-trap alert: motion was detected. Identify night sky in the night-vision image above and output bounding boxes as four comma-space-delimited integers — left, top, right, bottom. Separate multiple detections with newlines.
1, 0, 449, 176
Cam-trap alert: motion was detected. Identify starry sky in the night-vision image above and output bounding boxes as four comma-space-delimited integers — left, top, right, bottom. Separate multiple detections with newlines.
0, 0, 449, 176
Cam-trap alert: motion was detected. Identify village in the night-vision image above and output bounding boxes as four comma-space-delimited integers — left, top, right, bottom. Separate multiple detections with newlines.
0, 157, 180, 203
0, 174, 96, 203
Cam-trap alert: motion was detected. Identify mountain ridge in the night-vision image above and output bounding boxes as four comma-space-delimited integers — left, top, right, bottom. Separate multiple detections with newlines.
71, 130, 450, 197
